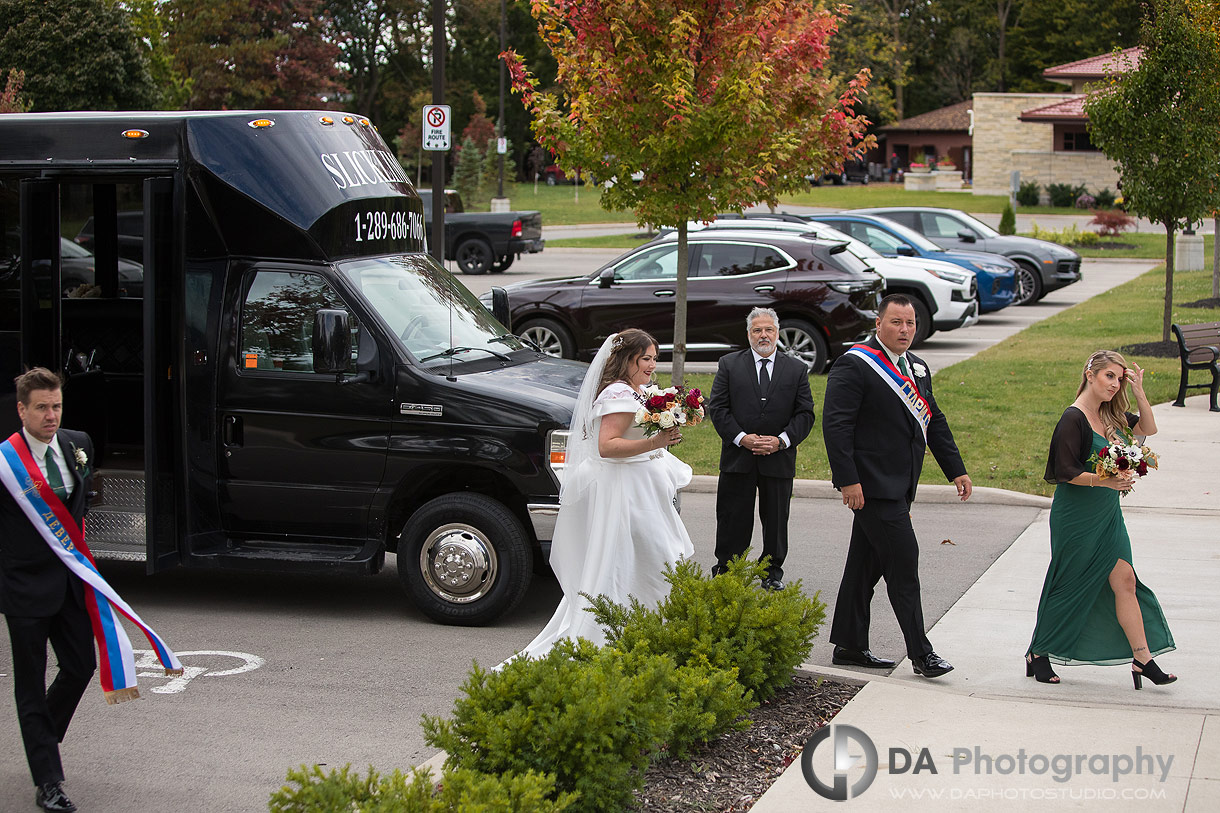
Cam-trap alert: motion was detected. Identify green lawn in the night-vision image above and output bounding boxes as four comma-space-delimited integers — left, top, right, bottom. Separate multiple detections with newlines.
669, 266, 1219, 496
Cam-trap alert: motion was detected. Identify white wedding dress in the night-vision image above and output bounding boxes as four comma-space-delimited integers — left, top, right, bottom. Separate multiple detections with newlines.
514, 380, 694, 660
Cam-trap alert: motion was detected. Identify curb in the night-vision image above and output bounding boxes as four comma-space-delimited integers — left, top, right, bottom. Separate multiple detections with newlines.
682, 474, 1052, 507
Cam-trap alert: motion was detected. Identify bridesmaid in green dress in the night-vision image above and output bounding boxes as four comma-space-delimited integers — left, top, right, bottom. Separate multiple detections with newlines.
1026, 350, 1177, 688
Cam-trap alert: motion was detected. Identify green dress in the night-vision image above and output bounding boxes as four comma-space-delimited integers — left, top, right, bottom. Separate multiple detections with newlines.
1028, 407, 1175, 666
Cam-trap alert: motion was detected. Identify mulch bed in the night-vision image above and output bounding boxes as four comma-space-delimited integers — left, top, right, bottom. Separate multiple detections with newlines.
632, 674, 860, 812
1118, 340, 1178, 359
1078, 241, 1137, 250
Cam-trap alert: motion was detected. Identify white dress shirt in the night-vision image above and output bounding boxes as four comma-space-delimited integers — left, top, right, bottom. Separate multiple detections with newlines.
22, 428, 74, 498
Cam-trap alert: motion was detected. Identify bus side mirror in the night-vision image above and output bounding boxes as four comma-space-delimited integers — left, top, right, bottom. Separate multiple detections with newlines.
489, 286, 511, 331
313, 309, 351, 375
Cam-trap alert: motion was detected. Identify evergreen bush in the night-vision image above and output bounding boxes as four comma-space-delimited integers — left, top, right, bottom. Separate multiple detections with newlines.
1015, 180, 1040, 207
1093, 188, 1117, 209
268, 763, 575, 812
1047, 182, 1087, 208
422, 639, 672, 813
589, 558, 825, 703
998, 203, 1016, 235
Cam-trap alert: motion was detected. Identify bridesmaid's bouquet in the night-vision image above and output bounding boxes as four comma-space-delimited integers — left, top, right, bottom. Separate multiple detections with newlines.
633, 384, 705, 437
1088, 431, 1159, 496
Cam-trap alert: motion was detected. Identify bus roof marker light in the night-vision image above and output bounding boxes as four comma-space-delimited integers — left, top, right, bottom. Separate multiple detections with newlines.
248, 118, 275, 129
319, 116, 335, 125
122, 129, 150, 140
359, 118, 370, 127
342, 116, 356, 125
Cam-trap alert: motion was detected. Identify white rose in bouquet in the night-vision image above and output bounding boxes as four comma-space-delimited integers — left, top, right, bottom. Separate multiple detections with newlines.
658, 411, 676, 429
634, 408, 648, 425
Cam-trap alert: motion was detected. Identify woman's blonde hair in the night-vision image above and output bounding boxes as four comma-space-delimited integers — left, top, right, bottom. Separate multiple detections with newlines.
598, 328, 658, 394
1078, 349, 1130, 439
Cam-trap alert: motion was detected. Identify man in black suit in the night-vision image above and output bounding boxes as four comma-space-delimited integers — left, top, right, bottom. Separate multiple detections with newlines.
708, 308, 816, 590
1, 368, 96, 812
823, 294, 972, 678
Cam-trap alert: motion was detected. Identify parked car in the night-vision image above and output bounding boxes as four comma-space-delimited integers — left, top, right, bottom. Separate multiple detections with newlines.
681, 216, 978, 347
807, 212, 1017, 312
3, 234, 143, 298
485, 228, 885, 373
806, 159, 870, 186
855, 206, 1082, 306
75, 211, 144, 263
418, 188, 544, 275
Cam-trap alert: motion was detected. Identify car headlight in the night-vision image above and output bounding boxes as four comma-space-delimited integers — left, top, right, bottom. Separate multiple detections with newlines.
924, 267, 970, 284
971, 260, 1014, 275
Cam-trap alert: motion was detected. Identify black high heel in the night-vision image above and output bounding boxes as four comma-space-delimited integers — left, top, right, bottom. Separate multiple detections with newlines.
1025, 653, 1060, 684
1132, 658, 1177, 689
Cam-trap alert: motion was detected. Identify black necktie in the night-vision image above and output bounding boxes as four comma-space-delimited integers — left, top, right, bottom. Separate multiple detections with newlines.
759, 358, 771, 395
45, 448, 69, 501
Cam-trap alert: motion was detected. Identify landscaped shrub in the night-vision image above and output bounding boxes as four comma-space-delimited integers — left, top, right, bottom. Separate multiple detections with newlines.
1090, 209, 1136, 237
1074, 193, 1096, 209
1047, 182, 1087, 208
268, 763, 575, 812
1027, 222, 1100, 246
999, 202, 1016, 235
1015, 180, 1040, 207
658, 654, 753, 758
1093, 188, 1117, 209
422, 639, 672, 813
589, 557, 825, 703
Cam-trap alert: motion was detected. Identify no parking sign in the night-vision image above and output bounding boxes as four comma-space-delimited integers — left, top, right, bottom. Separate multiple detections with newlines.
422, 104, 451, 151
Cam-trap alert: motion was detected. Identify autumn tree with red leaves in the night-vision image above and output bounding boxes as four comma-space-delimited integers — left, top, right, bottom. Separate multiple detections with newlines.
504, 0, 873, 379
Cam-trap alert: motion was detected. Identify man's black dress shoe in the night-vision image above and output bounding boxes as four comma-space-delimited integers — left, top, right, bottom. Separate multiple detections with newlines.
911, 652, 954, 678
36, 781, 76, 812
760, 577, 785, 591
832, 647, 896, 669
710, 563, 728, 577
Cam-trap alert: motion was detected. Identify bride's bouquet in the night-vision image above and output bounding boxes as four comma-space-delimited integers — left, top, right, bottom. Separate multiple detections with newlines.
633, 384, 705, 437
1088, 431, 1158, 496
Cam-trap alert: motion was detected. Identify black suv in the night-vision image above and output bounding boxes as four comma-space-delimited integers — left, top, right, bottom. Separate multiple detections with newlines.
493, 228, 883, 373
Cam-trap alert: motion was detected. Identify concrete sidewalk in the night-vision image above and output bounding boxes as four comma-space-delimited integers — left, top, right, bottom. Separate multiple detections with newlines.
753, 394, 1220, 811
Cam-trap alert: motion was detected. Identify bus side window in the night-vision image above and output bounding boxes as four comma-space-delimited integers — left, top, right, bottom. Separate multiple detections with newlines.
239, 270, 357, 373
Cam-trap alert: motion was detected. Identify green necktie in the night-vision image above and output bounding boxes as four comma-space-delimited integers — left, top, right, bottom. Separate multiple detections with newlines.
898, 355, 910, 378
45, 448, 69, 501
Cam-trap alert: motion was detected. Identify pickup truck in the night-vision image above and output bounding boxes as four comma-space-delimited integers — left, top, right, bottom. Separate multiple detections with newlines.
419, 188, 544, 275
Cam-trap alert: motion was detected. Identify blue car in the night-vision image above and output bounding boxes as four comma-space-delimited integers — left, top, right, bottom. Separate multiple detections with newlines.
806, 213, 1017, 312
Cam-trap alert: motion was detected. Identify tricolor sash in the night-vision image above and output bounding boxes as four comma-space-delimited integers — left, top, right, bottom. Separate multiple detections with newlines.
0, 432, 182, 704
847, 344, 932, 440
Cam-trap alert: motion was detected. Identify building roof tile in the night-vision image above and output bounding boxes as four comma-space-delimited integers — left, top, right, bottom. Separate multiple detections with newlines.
1043, 47, 1143, 82
879, 100, 972, 133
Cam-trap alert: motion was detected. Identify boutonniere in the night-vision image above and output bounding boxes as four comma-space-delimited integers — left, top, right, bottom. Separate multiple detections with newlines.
70, 443, 89, 475
912, 363, 927, 378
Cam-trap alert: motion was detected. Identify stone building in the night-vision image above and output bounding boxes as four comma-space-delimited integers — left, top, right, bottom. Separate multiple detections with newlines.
970, 48, 1141, 198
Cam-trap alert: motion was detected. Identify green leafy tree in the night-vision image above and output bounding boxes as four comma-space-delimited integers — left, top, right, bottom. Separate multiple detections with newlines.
166, 0, 344, 109
1085, 0, 1220, 341
1008, 0, 1143, 92
1187, 0, 1220, 295
0, 0, 157, 111
505, 0, 872, 380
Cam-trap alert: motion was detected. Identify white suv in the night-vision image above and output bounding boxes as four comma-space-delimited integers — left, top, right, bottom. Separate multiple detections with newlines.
692, 217, 979, 346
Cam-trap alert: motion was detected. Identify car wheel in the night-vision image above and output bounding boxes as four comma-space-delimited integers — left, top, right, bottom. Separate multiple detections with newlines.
398, 493, 533, 626
861, 175, 870, 185
909, 296, 934, 347
1013, 261, 1043, 306
778, 319, 829, 374
518, 318, 576, 358
491, 254, 514, 273
455, 238, 494, 275
546, 175, 557, 186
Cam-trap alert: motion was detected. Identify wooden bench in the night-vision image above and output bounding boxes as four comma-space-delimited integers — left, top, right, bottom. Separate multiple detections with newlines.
1171, 321, 1220, 412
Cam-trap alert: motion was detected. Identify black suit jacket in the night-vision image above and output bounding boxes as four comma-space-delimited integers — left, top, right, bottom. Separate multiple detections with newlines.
822, 339, 965, 503
707, 349, 816, 479
0, 429, 94, 617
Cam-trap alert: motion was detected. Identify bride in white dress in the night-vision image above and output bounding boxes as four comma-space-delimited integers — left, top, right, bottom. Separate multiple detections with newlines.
515, 328, 694, 659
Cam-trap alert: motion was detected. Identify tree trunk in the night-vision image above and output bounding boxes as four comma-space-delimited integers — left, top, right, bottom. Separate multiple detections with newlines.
672, 220, 689, 385
1163, 225, 1175, 343
1213, 215, 1219, 298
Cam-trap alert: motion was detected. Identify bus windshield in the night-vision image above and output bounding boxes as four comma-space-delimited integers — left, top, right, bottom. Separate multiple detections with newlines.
339, 254, 527, 367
